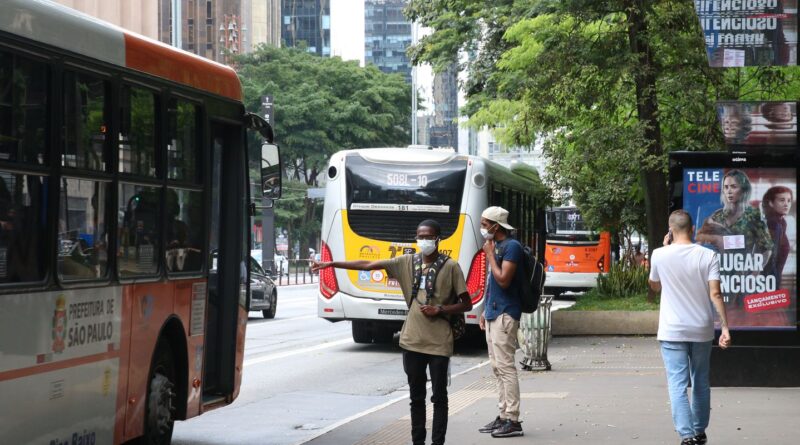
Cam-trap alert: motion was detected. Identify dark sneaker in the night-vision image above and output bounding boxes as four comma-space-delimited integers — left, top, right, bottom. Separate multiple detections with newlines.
693, 433, 707, 444
680, 439, 694, 445
491, 419, 523, 438
479, 416, 503, 433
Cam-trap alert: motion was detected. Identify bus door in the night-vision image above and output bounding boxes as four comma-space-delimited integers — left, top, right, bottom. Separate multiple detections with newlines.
204, 123, 248, 403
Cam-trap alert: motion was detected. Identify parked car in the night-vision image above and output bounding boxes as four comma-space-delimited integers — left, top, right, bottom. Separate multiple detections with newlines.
249, 255, 277, 319
250, 249, 289, 278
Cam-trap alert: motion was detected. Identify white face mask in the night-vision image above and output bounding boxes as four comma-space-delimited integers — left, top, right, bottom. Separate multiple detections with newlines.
416, 239, 437, 256
480, 228, 493, 240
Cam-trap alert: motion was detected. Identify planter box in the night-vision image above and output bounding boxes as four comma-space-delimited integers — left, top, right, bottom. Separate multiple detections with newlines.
551, 310, 658, 336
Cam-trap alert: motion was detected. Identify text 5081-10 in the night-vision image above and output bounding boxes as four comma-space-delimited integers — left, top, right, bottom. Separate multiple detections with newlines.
386, 173, 428, 187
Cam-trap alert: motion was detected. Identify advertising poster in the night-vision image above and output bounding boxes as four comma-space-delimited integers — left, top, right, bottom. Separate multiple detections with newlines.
717, 101, 797, 146
694, 0, 799, 67
684, 167, 797, 329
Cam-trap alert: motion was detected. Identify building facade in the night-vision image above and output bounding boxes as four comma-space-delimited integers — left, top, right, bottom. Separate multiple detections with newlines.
156, 0, 281, 64
282, 0, 331, 56
52, 0, 159, 39
429, 63, 458, 149
364, 0, 411, 82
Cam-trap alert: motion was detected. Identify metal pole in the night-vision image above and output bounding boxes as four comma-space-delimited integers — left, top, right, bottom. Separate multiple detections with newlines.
411, 21, 417, 145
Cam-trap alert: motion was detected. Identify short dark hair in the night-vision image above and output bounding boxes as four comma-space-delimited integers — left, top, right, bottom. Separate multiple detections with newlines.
669, 209, 693, 234
417, 219, 441, 236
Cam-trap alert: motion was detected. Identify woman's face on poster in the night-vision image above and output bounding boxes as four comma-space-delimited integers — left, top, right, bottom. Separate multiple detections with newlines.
762, 103, 793, 123
723, 176, 743, 205
721, 114, 741, 138
769, 192, 793, 216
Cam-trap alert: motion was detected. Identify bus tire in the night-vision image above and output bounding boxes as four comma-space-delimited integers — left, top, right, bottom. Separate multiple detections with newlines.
141, 340, 177, 445
373, 325, 395, 343
352, 321, 373, 343
263, 290, 277, 319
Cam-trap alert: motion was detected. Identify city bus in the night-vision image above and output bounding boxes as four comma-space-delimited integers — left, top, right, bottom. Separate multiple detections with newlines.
317, 148, 548, 343
0, 2, 280, 444
543, 206, 611, 298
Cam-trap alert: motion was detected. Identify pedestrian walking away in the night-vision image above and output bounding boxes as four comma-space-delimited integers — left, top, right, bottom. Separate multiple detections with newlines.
478, 206, 524, 438
311, 219, 472, 445
649, 209, 732, 445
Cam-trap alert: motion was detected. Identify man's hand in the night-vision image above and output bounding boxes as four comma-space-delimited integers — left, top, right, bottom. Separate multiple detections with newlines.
479, 313, 486, 331
311, 261, 331, 272
482, 239, 495, 257
718, 328, 731, 349
420, 305, 441, 317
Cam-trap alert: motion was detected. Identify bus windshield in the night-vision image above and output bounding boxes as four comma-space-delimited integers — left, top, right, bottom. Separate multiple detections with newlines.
345, 155, 467, 213
344, 155, 467, 242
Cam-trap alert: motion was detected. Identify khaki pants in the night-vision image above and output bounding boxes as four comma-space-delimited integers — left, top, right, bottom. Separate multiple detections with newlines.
486, 313, 520, 422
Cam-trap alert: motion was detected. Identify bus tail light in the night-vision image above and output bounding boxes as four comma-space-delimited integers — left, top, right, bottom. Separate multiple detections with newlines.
597, 255, 605, 273
320, 241, 338, 299
466, 250, 486, 304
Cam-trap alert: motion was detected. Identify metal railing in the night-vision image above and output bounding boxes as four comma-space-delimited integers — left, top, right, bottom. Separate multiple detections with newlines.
261, 259, 318, 286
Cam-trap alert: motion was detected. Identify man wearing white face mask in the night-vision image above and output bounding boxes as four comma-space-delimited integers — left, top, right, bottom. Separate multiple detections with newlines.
312, 219, 472, 445
478, 206, 525, 438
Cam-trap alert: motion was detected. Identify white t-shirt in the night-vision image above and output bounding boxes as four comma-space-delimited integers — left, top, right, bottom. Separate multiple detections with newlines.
649, 243, 720, 342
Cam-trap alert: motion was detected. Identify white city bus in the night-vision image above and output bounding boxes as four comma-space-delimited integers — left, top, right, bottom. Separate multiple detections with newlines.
317, 148, 548, 343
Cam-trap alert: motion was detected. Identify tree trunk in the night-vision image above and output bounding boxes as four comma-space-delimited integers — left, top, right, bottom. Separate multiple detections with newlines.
627, 0, 668, 303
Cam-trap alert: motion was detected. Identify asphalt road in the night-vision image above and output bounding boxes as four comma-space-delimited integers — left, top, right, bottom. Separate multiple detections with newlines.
172, 284, 494, 445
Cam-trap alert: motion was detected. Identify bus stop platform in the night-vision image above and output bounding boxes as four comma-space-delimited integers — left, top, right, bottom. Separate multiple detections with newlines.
303, 336, 799, 445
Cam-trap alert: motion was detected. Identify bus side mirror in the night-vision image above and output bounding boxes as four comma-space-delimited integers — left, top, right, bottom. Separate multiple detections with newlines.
261, 143, 282, 200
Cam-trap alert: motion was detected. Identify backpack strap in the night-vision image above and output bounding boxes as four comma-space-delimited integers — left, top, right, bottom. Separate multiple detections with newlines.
410, 253, 450, 307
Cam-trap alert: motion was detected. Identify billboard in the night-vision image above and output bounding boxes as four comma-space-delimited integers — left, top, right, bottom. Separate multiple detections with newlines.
717, 101, 797, 146
695, 0, 799, 67
684, 167, 796, 329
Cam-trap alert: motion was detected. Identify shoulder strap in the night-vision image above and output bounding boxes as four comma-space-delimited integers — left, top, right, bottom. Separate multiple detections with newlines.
409, 254, 423, 308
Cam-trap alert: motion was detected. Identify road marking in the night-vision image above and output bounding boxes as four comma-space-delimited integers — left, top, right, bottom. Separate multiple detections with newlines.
248, 314, 317, 325
294, 359, 491, 445
243, 337, 352, 367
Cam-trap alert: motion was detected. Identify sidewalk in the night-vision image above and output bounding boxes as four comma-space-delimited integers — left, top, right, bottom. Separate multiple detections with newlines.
305, 336, 799, 445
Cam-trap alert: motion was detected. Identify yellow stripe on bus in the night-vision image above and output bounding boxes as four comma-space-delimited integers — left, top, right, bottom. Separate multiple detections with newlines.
341, 211, 466, 294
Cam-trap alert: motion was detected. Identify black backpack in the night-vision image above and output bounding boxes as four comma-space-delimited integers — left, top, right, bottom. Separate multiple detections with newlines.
500, 242, 545, 313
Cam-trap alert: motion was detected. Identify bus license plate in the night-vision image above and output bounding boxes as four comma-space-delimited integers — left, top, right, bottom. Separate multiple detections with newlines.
379, 308, 407, 316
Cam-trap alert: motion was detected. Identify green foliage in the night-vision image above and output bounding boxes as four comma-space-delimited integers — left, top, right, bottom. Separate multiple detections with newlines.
407, 0, 800, 249
562, 288, 659, 311
235, 46, 411, 254
235, 45, 411, 186
597, 263, 650, 299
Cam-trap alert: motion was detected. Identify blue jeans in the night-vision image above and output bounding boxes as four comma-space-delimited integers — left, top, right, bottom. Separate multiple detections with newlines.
660, 341, 713, 439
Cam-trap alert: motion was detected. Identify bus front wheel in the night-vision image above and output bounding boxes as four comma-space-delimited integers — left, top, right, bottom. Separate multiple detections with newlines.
141, 340, 176, 445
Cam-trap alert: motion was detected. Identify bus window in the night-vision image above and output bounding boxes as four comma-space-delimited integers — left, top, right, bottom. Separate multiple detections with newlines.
58, 178, 110, 280
118, 183, 161, 277
0, 172, 48, 283
119, 86, 157, 177
167, 98, 200, 183
63, 71, 109, 171
0, 50, 48, 165
166, 188, 204, 273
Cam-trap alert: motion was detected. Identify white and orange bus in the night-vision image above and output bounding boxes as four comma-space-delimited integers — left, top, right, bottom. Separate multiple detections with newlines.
0, 2, 280, 444
543, 206, 611, 298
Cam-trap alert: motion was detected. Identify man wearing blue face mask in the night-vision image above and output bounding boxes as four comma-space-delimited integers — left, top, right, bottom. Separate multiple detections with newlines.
478, 206, 524, 438
312, 219, 472, 445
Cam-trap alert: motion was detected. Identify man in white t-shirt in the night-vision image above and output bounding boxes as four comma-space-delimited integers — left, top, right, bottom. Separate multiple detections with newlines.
649, 209, 731, 445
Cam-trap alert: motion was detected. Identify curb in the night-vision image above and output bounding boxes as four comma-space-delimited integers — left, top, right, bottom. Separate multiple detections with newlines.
552, 310, 658, 336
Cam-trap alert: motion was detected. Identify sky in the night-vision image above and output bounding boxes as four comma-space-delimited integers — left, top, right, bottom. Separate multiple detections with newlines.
330, 0, 435, 113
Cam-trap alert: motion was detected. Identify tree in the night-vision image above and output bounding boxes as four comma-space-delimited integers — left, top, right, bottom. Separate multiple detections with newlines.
407, 0, 800, 262
235, 46, 412, 255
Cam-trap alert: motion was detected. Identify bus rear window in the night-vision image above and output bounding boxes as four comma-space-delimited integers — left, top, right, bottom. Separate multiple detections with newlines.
345, 155, 467, 242
547, 209, 589, 234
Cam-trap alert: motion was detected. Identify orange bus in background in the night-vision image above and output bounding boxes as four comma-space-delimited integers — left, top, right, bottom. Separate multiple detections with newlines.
0, 2, 280, 444
543, 207, 611, 298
